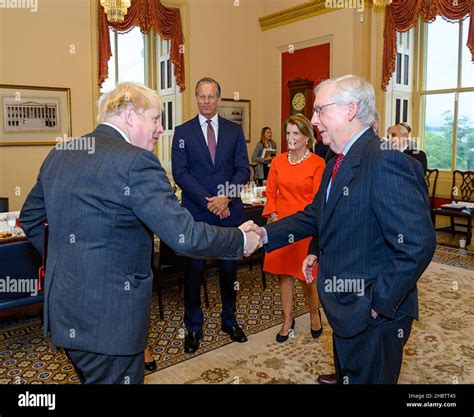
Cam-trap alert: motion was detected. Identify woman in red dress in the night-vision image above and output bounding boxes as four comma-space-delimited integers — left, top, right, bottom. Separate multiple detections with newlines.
263, 114, 325, 342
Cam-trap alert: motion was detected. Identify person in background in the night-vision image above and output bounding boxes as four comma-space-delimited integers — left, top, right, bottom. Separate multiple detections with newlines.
311, 130, 331, 160
387, 124, 428, 171
251, 127, 277, 185
371, 109, 380, 136
399, 121, 412, 135
172, 77, 250, 355
262, 114, 326, 343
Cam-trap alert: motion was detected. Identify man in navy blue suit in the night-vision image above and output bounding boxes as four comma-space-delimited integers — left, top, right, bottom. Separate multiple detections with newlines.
172, 78, 250, 353
243, 75, 436, 384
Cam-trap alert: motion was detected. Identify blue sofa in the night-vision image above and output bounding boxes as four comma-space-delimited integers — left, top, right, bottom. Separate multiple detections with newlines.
0, 240, 44, 318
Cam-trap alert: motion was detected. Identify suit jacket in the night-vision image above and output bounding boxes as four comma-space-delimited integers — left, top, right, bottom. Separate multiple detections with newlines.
265, 128, 436, 338
404, 148, 428, 172
311, 141, 331, 160
171, 115, 250, 226
19, 124, 244, 355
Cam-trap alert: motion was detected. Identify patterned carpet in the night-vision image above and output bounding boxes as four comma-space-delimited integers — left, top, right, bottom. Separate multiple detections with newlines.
147, 250, 474, 384
0, 244, 472, 384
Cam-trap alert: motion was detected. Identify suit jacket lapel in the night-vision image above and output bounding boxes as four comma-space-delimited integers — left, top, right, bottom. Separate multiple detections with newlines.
320, 160, 355, 232
190, 116, 214, 166
319, 130, 372, 232
214, 116, 227, 169
319, 158, 334, 213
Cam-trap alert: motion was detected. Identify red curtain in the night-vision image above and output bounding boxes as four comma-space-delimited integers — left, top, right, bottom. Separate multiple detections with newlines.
382, 0, 474, 90
98, 0, 185, 91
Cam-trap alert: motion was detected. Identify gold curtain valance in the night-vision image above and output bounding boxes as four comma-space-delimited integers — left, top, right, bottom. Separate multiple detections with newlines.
382, 0, 473, 90
98, 0, 185, 91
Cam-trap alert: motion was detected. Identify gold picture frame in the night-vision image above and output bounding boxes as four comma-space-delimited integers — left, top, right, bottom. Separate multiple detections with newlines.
217, 98, 251, 143
0, 84, 72, 146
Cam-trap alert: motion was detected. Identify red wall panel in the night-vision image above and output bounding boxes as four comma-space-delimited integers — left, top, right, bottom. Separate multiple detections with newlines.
280, 43, 330, 151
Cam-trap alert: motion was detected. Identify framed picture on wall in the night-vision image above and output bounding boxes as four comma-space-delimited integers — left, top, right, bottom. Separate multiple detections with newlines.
0, 84, 72, 146
217, 98, 251, 142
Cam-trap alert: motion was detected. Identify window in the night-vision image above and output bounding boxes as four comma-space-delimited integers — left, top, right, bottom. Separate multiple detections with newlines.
100, 29, 182, 172
385, 29, 414, 133
421, 17, 474, 171
100, 27, 146, 93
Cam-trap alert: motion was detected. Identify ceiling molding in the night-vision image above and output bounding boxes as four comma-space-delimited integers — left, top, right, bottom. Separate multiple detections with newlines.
259, 1, 373, 31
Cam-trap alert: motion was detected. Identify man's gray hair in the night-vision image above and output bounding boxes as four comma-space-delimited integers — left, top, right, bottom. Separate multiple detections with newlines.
314, 75, 376, 127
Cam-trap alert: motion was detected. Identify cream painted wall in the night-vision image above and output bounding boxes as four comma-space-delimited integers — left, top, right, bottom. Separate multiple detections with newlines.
261, 0, 304, 14
186, 0, 264, 152
0, 0, 94, 211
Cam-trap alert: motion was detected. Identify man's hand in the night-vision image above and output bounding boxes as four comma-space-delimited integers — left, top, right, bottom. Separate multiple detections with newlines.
239, 220, 265, 256
302, 254, 318, 284
218, 207, 230, 220
239, 220, 266, 241
242, 230, 262, 256
206, 196, 229, 217
371, 309, 379, 319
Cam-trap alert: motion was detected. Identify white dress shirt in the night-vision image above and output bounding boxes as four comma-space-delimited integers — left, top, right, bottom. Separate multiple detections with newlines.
198, 113, 219, 145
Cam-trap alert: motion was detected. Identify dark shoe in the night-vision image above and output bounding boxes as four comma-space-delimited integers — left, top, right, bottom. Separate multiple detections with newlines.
144, 359, 157, 372
276, 319, 295, 343
317, 373, 337, 384
310, 308, 323, 339
184, 331, 202, 354
221, 324, 248, 343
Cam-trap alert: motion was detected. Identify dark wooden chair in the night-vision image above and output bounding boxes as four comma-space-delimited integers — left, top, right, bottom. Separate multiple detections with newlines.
0, 197, 8, 213
151, 240, 209, 320
425, 168, 439, 224
433, 170, 474, 246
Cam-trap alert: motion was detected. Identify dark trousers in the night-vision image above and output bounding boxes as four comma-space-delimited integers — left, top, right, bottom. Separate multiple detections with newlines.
65, 349, 144, 384
333, 314, 413, 384
184, 258, 237, 333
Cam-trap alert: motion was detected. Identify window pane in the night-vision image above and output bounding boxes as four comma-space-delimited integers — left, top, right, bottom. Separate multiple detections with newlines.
167, 101, 173, 130
396, 53, 402, 84
117, 27, 145, 84
159, 61, 165, 90
403, 99, 408, 122
455, 92, 474, 170
426, 17, 459, 90
167, 60, 172, 89
461, 20, 474, 87
395, 99, 400, 124
404, 54, 409, 85
423, 93, 455, 170
101, 29, 117, 93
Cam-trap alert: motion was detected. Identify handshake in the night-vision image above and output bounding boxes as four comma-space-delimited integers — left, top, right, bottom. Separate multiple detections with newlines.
238, 221, 266, 257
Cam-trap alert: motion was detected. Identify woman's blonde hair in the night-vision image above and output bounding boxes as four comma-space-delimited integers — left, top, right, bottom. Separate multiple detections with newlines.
97, 82, 163, 123
282, 114, 315, 149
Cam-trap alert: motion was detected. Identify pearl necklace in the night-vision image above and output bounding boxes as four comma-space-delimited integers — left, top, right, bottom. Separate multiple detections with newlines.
288, 149, 310, 165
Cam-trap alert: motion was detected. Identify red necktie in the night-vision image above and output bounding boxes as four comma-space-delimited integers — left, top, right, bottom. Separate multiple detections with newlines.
206, 120, 216, 164
331, 153, 345, 182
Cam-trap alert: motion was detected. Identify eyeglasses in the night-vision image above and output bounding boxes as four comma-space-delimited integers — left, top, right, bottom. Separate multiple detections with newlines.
314, 102, 336, 116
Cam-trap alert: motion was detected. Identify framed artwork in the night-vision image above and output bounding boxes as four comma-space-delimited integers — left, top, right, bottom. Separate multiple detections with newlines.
217, 98, 251, 142
0, 84, 71, 146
